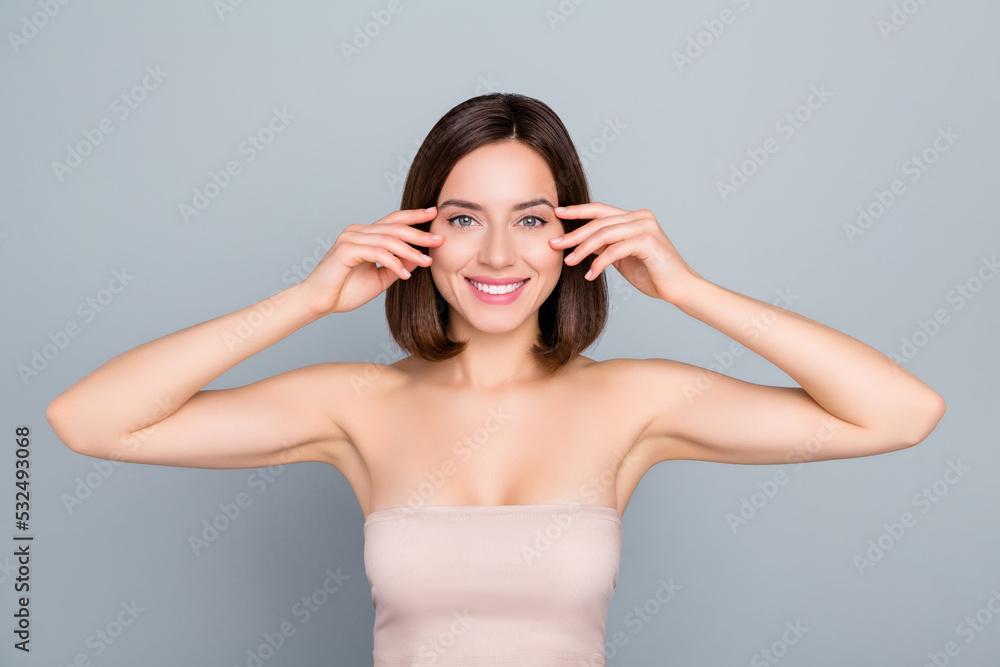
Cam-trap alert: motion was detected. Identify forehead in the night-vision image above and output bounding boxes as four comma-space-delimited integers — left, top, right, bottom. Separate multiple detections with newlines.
439, 142, 557, 204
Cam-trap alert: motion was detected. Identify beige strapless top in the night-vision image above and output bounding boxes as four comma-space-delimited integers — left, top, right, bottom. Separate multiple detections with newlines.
363, 503, 623, 666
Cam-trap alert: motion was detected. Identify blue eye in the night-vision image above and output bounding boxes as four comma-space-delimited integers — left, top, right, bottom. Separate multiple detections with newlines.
518, 215, 548, 229
445, 215, 549, 229
447, 214, 476, 228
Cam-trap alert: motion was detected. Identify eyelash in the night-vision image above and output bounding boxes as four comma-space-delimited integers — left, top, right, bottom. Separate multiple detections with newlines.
445, 214, 549, 230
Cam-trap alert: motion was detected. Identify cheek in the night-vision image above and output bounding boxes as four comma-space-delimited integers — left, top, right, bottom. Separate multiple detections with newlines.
523, 234, 563, 255
428, 232, 472, 265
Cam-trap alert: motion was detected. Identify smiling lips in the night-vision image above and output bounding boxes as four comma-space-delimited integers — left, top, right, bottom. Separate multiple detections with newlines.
464, 276, 528, 302
466, 277, 527, 294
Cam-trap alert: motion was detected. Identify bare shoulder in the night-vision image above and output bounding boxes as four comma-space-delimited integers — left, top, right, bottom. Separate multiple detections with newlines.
577, 356, 690, 393
560, 355, 691, 424
278, 360, 411, 465
579, 356, 697, 442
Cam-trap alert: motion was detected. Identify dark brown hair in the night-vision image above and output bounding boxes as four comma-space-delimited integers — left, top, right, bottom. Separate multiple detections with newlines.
385, 93, 608, 376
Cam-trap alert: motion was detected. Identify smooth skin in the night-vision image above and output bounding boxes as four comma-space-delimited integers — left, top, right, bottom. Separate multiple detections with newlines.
46, 140, 946, 519
550, 202, 946, 466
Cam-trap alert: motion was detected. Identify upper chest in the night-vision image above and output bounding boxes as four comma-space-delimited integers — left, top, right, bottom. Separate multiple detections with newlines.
342, 359, 650, 507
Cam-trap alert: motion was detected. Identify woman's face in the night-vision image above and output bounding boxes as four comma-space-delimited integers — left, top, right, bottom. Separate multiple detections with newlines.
428, 140, 566, 336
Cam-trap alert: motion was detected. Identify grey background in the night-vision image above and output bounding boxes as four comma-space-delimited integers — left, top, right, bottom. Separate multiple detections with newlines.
2, 1, 998, 665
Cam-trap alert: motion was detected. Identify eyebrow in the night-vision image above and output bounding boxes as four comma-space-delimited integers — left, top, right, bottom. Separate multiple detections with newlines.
437, 198, 555, 212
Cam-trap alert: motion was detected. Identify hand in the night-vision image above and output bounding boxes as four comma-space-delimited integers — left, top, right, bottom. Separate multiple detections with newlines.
298, 207, 443, 316
551, 203, 704, 306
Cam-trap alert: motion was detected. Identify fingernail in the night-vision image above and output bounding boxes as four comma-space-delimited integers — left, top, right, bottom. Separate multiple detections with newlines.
550, 236, 562, 244
430, 234, 443, 240
555, 207, 566, 212
424, 206, 436, 213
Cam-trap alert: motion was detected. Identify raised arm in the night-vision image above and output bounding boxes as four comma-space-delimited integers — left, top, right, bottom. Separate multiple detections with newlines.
44, 283, 343, 468
550, 202, 946, 468
624, 278, 946, 467
46, 206, 442, 470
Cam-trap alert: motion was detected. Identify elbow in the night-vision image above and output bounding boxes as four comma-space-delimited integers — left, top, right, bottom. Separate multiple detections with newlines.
46, 397, 95, 456
897, 392, 947, 450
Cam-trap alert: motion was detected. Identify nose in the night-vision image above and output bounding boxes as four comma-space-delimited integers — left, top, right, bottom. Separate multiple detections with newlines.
477, 223, 516, 268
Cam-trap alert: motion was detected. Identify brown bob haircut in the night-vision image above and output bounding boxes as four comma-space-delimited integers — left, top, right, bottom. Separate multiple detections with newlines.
385, 93, 608, 376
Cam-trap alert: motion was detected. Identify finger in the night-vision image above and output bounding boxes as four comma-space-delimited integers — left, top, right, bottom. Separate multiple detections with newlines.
351, 232, 433, 268
377, 246, 414, 280
382, 221, 445, 249
568, 244, 611, 266
372, 206, 437, 224
374, 206, 439, 230
370, 208, 444, 246
352, 244, 412, 281
562, 219, 644, 263
550, 209, 641, 248
552, 202, 629, 218
584, 237, 640, 281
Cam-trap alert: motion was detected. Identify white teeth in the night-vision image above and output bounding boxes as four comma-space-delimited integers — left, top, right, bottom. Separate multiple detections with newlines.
471, 280, 525, 295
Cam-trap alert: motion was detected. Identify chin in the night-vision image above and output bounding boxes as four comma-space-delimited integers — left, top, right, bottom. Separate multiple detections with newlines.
463, 316, 529, 335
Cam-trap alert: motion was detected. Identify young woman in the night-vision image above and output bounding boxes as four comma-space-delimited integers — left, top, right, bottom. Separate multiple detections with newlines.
47, 93, 946, 666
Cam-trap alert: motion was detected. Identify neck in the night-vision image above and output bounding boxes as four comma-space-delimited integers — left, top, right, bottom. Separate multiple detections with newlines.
437, 315, 545, 390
